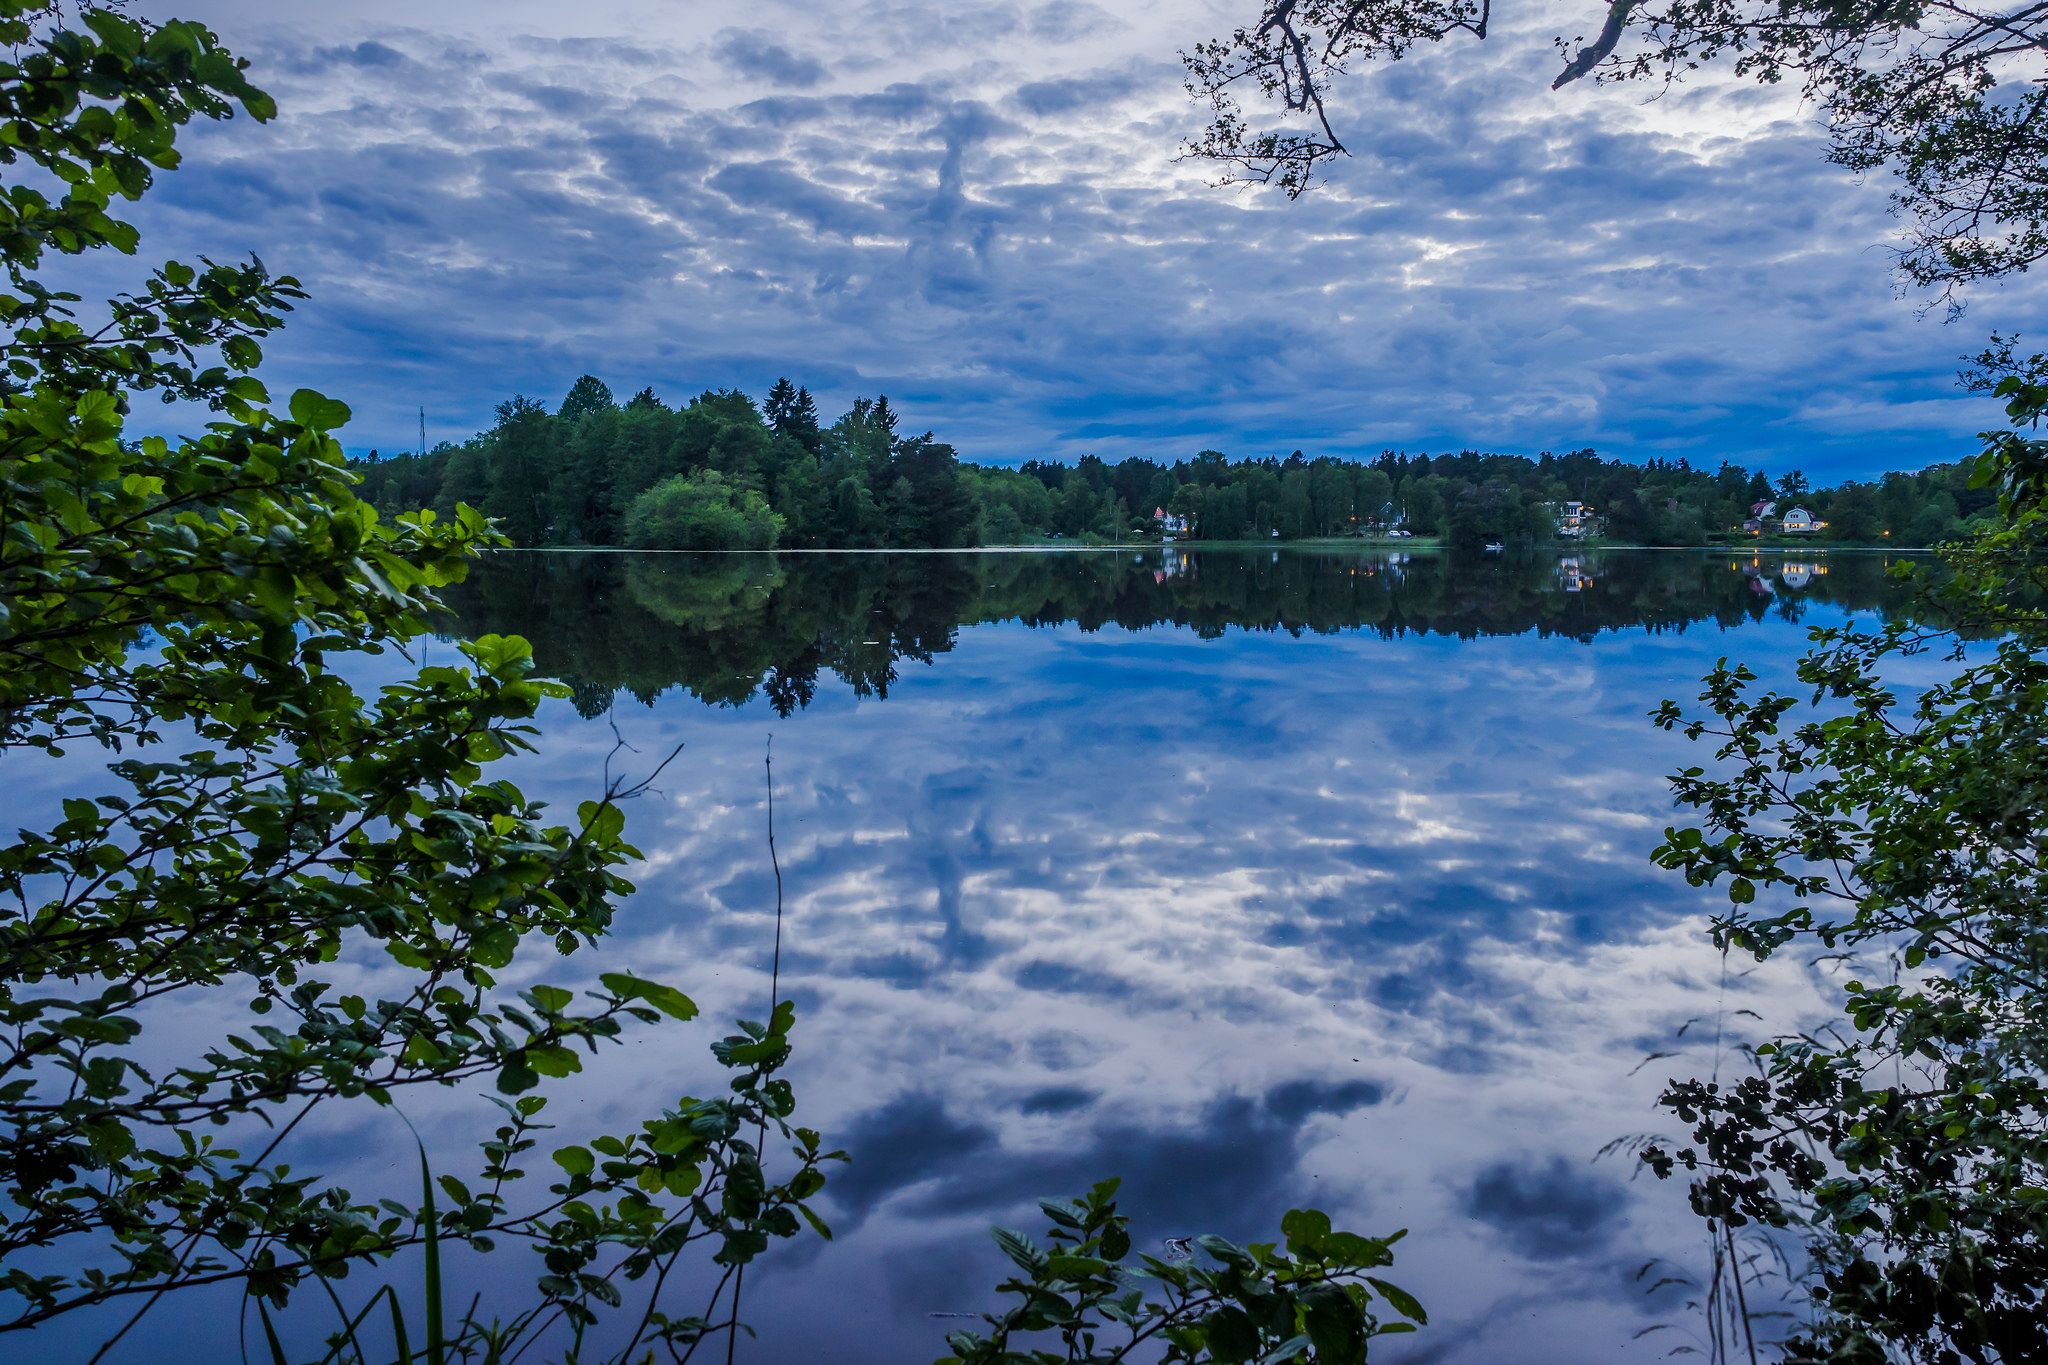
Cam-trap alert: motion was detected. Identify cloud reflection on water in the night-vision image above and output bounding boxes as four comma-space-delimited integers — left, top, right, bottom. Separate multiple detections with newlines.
417, 548, 1895, 1361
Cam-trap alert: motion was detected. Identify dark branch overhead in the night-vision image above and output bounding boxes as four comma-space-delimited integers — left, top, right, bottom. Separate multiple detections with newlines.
1183, 0, 2048, 297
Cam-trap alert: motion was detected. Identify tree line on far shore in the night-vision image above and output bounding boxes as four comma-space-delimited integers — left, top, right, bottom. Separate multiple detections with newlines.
352, 374, 1994, 550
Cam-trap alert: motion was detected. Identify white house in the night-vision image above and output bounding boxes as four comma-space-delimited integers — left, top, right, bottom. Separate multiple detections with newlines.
1152, 506, 1189, 537
1781, 506, 1822, 533
1552, 500, 1595, 538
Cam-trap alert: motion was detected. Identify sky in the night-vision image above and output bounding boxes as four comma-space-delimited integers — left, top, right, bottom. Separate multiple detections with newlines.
108, 0, 2048, 479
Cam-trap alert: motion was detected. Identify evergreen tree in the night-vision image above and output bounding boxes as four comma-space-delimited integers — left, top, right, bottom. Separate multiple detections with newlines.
558, 373, 616, 423
484, 394, 551, 545
790, 385, 822, 451
763, 377, 800, 431
764, 377, 823, 453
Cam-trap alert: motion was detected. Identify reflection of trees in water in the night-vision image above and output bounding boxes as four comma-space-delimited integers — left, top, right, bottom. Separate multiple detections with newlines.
437, 550, 1924, 717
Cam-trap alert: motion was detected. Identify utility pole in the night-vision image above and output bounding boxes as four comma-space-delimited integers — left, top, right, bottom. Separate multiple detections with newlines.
418, 406, 426, 458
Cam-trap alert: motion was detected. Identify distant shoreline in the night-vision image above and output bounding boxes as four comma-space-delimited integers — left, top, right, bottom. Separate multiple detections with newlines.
494, 540, 1943, 556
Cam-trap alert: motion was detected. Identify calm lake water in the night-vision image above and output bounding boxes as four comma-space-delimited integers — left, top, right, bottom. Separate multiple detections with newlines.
36, 545, 1924, 1362
423, 545, 1913, 1363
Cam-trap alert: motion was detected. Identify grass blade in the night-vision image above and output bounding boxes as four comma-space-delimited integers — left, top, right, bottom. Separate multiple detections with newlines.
257, 1299, 290, 1365
386, 1284, 413, 1365
419, 1143, 445, 1365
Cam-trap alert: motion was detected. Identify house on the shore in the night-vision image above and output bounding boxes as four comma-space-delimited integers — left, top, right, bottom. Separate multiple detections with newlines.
1552, 500, 1596, 538
1153, 506, 1189, 537
1781, 506, 1825, 534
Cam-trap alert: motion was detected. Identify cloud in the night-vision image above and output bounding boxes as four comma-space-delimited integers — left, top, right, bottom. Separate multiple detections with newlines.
828, 1090, 1344, 1240
714, 28, 829, 89
116, 1, 2043, 485
311, 39, 408, 69
1465, 1156, 1629, 1261
1027, 1, 1125, 43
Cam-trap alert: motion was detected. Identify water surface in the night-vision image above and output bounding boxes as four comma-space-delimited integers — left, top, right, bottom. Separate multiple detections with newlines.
418, 546, 1908, 1363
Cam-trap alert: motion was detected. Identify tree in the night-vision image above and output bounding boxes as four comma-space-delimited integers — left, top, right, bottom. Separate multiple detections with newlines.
549, 401, 622, 544
829, 395, 900, 475
1910, 492, 1961, 546
1395, 476, 1445, 536
1823, 482, 1881, 541
557, 372, 615, 423
981, 500, 1026, 545
1644, 373, 2048, 1360
826, 473, 887, 546
1352, 467, 1393, 532
483, 393, 551, 543
0, 5, 829, 1355
765, 376, 822, 453
626, 470, 785, 550
888, 434, 981, 548
1186, 0, 2048, 295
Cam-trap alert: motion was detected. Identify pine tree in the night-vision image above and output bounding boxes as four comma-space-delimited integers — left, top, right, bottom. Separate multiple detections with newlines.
763, 378, 797, 426
764, 378, 822, 453
789, 385, 822, 452
557, 374, 615, 423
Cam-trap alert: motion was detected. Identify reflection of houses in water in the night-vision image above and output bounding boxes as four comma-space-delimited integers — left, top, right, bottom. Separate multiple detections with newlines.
1730, 555, 1775, 596
1557, 556, 1593, 593
1726, 554, 1831, 594
1346, 555, 1410, 585
1153, 547, 1190, 583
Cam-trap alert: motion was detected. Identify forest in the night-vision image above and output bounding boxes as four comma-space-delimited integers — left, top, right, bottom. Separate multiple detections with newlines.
353, 375, 1995, 551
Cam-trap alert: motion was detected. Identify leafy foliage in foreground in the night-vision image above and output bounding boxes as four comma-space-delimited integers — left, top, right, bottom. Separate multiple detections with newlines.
1645, 365, 2048, 1361
0, 2, 832, 1354
938, 1181, 1422, 1364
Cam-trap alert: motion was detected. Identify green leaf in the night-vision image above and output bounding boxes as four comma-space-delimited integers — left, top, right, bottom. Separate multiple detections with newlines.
525, 1044, 582, 1079
599, 972, 698, 1021
1203, 1305, 1259, 1362
991, 1227, 1044, 1273
1366, 1275, 1427, 1323
1280, 1207, 1330, 1255
288, 387, 353, 430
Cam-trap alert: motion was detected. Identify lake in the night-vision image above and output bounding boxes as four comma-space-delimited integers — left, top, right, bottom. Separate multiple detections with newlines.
42, 544, 1916, 1362
411, 545, 1910, 1363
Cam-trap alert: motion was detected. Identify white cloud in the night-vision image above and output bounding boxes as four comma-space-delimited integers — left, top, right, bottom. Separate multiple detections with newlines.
117, 0, 2041, 477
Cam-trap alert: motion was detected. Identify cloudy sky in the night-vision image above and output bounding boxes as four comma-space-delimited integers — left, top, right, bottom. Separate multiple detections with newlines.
120, 0, 2047, 478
